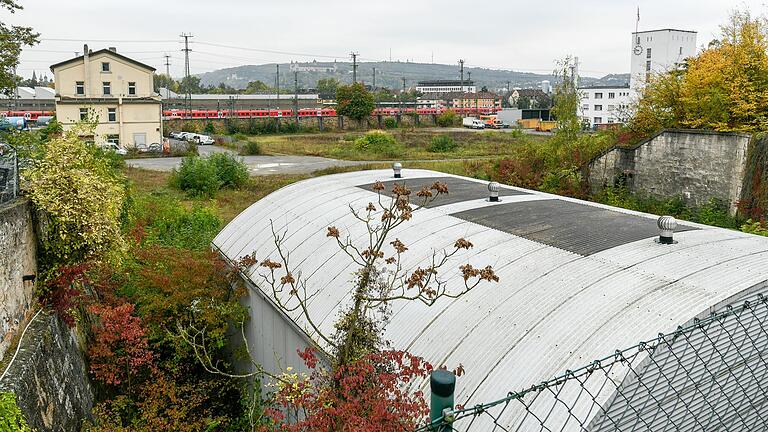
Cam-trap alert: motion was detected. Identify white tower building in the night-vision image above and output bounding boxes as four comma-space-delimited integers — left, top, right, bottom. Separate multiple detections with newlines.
629, 29, 697, 89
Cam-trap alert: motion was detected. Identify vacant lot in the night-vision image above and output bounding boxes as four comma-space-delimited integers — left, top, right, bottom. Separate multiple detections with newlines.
246, 129, 547, 161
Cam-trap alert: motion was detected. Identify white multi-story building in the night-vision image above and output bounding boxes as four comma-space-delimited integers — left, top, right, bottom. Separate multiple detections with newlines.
630, 29, 697, 89
416, 80, 476, 94
579, 27, 697, 128
579, 85, 632, 128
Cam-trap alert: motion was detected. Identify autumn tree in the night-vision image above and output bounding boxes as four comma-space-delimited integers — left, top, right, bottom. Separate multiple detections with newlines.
336, 82, 376, 121
0, 0, 38, 96
316, 77, 339, 95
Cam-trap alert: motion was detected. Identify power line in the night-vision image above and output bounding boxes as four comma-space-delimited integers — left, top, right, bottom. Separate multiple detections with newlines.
40, 38, 178, 43
194, 41, 345, 60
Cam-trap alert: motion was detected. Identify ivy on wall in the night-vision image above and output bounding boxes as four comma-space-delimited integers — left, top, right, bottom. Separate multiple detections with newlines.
0, 392, 32, 431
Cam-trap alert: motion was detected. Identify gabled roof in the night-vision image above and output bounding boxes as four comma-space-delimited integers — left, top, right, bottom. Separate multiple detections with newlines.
50, 49, 155, 72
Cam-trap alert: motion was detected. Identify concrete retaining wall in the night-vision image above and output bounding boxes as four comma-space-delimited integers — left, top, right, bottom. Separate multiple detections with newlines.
0, 199, 37, 362
589, 129, 751, 213
0, 313, 94, 431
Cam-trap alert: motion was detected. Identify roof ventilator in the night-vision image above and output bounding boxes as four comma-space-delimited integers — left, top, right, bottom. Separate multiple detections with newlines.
656, 215, 677, 244
393, 162, 402, 178
488, 181, 500, 202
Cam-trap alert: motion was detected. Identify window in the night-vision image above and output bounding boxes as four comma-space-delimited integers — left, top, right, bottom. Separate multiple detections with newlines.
103, 81, 111, 95
106, 134, 119, 144
581, 104, 589, 110
679, 46, 683, 55
128, 82, 136, 96
101, 62, 110, 72
108, 108, 116, 122
594, 117, 602, 124
646, 48, 652, 59
75, 81, 85, 95
607, 105, 615, 111
79, 108, 88, 120
646, 61, 651, 71
594, 92, 603, 99
608, 118, 615, 123
608, 92, 615, 99
594, 105, 603, 111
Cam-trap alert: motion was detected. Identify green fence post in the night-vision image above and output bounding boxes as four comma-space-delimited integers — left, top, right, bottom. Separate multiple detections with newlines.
430, 370, 455, 431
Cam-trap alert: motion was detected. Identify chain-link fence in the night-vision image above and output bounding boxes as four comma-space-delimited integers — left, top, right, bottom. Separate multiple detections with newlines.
418, 293, 768, 432
0, 143, 19, 205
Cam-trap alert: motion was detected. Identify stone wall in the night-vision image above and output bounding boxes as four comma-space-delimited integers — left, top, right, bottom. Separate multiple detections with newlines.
0, 199, 37, 361
0, 313, 94, 431
588, 129, 751, 213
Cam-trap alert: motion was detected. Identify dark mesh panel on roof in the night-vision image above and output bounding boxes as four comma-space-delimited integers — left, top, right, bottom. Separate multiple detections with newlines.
451, 199, 698, 256
357, 177, 528, 208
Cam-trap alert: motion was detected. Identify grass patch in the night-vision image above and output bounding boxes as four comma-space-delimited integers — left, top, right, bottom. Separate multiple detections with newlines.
125, 167, 307, 224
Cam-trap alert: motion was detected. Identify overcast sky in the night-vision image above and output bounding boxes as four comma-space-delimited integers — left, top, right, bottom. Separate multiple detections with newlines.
7, 0, 766, 80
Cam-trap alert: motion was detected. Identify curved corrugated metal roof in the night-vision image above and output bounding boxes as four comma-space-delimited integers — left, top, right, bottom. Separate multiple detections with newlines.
213, 169, 768, 429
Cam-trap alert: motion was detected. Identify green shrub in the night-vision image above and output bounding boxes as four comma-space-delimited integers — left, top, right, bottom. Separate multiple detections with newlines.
427, 135, 458, 153
383, 118, 398, 129
0, 392, 32, 432
209, 152, 249, 188
135, 194, 222, 250
240, 140, 262, 156
204, 122, 216, 134
741, 219, 768, 236
436, 110, 460, 127
170, 155, 220, 197
353, 130, 404, 158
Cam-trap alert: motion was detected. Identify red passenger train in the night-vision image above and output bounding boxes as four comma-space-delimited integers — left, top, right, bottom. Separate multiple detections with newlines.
0, 110, 55, 121
162, 106, 499, 120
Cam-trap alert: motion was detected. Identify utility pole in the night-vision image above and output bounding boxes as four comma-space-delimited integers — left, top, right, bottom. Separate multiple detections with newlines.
350, 52, 358, 83
180, 33, 193, 117
459, 59, 465, 92
163, 54, 172, 99
294, 70, 299, 124
372, 67, 376, 91
276, 64, 280, 108
400, 77, 406, 116
467, 71, 474, 115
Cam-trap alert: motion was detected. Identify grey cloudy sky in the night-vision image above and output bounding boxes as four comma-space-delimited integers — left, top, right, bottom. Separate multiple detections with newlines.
7, 0, 766, 80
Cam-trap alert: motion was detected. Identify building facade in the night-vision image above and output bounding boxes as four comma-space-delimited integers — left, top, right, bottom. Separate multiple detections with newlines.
50, 45, 162, 147
579, 85, 632, 128
630, 29, 697, 88
416, 80, 476, 94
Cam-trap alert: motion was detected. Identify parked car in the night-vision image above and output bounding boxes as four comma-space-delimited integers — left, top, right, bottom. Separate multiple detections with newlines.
169, 131, 188, 139
100, 143, 127, 156
462, 117, 485, 129
136, 142, 163, 153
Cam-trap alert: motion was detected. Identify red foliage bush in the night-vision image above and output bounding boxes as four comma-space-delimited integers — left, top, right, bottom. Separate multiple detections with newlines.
88, 303, 155, 387
41, 263, 90, 327
263, 348, 434, 432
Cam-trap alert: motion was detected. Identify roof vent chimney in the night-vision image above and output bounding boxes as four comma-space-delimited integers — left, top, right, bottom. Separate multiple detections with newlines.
393, 162, 402, 178
657, 216, 677, 244
83, 44, 89, 57
488, 181, 500, 202
108, 47, 117, 53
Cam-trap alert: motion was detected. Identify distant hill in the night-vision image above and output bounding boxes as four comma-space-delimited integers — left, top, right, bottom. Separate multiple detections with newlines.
196, 61, 628, 91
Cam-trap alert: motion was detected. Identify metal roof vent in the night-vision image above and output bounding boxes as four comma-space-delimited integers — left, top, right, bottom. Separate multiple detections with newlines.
393, 162, 402, 178
488, 181, 500, 202
656, 215, 677, 244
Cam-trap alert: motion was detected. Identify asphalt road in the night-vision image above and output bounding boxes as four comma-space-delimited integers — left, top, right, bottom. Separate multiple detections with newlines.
127, 146, 369, 175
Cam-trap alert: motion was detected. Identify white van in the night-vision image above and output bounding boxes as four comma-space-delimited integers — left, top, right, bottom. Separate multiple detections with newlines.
462, 117, 485, 129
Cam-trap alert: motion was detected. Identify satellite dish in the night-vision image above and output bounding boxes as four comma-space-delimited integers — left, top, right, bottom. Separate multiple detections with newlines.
633, 45, 643, 55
